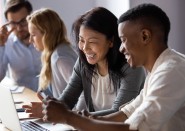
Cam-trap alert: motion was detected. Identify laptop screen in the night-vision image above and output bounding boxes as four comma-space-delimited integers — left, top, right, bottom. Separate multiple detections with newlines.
0, 87, 22, 131
0, 87, 76, 131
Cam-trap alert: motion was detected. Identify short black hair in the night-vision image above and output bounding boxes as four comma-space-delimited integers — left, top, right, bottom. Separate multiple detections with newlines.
118, 3, 170, 44
4, 0, 32, 19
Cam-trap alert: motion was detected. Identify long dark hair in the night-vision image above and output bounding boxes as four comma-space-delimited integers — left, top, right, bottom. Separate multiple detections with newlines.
72, 7, 127, 89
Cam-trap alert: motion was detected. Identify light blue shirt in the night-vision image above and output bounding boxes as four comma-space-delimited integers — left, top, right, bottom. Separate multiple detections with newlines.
0, 34, 41, 91
50, 43, 77, 98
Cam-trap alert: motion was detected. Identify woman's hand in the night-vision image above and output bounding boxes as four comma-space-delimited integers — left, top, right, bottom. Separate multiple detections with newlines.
22, 91, 47, 118
22, 102, 43, 118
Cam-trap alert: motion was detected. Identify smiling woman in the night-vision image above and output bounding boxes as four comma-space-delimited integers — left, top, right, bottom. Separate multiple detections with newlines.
22, 7, 145, 122
26, 6, 145, 118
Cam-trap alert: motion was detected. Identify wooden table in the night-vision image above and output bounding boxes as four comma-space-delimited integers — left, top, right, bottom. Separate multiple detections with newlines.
13, 87, 41, 103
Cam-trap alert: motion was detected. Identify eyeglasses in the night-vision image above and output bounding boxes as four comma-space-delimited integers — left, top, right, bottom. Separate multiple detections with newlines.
8, 17, 27, 28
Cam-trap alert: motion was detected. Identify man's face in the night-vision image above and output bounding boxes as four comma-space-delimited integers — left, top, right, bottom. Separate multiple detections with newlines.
7, 7, 30, 41
118, 21, 145, 68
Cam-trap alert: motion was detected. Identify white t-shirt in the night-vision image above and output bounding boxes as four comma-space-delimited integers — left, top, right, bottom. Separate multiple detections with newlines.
121, 48, 185, 131
91, 71, 116, 111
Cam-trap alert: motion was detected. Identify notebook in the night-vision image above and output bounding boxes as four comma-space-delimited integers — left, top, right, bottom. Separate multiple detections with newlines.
0, 87, 75, 131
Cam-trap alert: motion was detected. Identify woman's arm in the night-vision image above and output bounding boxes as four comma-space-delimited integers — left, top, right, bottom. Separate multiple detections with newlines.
58, 58, 84, 109
54, 56, 77, 97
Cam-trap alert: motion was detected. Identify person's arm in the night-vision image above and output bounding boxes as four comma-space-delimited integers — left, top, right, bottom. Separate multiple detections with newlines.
0, 46, 7, 81
58, 58, 83, 109
94, 111, 128, 122
53, 55, 76, 97
0, 24, 15, 81
122, 67, 185, 130
74, 92, 87, 111
57, 57, 76, 83
91, 65, 145, 116
44, 98, 137, 131
67, 112, 132, 131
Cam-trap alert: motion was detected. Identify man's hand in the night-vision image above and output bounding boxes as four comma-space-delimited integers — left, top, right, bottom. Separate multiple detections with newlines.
0, 23, 14, 46
42, 98, 70, 124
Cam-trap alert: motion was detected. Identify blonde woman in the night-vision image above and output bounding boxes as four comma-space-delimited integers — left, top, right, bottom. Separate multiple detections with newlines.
27, 8, 77, 98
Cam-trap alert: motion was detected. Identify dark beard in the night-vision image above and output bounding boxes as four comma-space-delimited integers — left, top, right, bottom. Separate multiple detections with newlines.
19, 33, 30, 46
20, 32, 30, 41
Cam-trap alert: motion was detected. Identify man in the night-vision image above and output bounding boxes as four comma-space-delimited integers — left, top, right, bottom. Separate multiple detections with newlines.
28, 3, 185, 131
0, 0, 41, 91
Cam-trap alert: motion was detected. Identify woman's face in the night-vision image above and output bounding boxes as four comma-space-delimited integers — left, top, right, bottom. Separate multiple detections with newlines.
78, 26, 113, 66
28, 22, 44, 51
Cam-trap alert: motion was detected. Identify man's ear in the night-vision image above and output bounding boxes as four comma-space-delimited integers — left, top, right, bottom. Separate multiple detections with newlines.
141, 29, 151, 44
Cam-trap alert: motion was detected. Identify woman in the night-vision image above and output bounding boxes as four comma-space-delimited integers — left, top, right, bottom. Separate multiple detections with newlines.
27, 8, 77, 98
23, 7, 145, 118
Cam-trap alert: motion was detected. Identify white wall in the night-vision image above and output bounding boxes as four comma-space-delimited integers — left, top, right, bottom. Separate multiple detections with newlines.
31, 0, 130, 37
30, 0, 185, 54
95, 0, 129, 18
31, 0, 95, 37
130, 0, 185, 54
0, 0, 6, 25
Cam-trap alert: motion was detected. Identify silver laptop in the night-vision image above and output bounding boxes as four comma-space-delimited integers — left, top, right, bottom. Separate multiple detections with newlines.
0, 87, 75, 131
0, 86, 23, 131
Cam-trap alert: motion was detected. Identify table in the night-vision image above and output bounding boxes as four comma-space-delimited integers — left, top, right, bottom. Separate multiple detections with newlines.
13, 87, 41, 103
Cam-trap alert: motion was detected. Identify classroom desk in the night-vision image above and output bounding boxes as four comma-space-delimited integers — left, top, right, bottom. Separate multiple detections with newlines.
0, 87, 76, 131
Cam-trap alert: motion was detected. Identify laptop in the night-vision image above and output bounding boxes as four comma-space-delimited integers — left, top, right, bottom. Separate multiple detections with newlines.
0, 87, 75, 131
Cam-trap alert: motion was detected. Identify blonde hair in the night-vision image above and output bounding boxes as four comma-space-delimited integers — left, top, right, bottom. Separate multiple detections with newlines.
27, 8, 70, 91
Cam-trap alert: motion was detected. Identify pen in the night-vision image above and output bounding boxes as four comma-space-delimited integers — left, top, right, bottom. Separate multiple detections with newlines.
14, 101, 23, 104
16, 108, 25, 112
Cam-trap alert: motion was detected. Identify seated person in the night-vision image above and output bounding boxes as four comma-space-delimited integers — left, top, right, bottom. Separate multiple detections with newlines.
40, 3, 185, 131
27, 8, 77, 98
23, 7, 145, 117
0, 0, 41, 91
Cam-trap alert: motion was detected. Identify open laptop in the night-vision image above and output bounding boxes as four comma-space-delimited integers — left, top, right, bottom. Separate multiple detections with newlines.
0, 87, 75, 131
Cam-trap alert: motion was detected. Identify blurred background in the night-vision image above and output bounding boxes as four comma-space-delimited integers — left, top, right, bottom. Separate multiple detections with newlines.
1, 0, 185, 54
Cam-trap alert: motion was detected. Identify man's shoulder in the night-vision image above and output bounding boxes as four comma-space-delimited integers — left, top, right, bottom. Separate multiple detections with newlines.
156, 49, 185, 70
6, 34, 18, 45
153, 53, 185, 79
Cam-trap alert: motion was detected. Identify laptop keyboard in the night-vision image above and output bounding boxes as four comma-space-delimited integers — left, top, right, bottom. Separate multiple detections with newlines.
21, 121, 49, 131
